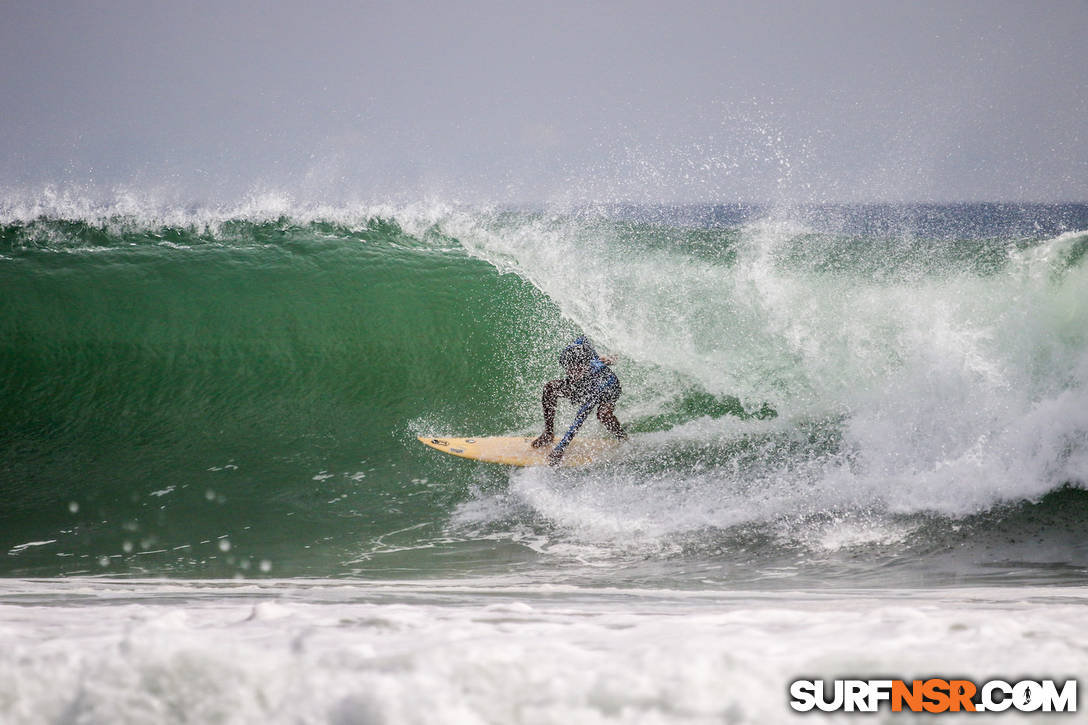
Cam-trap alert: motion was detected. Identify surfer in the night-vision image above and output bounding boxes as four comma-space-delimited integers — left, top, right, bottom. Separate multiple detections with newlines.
531, 336, 627, 465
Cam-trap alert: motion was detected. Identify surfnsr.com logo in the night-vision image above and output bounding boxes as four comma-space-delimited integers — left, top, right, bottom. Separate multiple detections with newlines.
790, 679, 1077, 713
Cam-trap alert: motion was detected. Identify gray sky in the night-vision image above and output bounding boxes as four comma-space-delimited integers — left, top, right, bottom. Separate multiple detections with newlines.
2, 0, 1085, 203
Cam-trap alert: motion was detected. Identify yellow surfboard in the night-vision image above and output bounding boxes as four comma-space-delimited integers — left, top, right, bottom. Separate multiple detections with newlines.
417, 436, 621, 467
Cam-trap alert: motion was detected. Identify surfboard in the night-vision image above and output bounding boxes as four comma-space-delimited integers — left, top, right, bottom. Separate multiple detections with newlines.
417, 436, 621, 467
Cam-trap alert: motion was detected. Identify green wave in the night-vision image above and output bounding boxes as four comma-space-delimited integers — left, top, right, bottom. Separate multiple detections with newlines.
1, 208, 1086, 580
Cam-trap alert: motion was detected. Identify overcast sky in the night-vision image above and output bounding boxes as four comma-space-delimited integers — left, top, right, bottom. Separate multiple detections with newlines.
1, 0, 1085, 203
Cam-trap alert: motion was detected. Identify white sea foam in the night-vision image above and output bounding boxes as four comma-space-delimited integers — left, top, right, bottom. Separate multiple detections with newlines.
0, 579, 1082, 724
6, 540, 57, 556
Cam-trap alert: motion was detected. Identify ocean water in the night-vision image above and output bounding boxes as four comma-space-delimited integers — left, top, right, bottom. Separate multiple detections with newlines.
2, 195, 1087, 722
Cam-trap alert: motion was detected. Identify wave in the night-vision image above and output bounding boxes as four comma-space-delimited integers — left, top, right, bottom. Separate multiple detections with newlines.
1, 197, 1086, 579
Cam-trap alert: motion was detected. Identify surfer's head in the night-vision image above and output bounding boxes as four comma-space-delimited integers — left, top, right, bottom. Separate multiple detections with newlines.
559, 337, 594, 369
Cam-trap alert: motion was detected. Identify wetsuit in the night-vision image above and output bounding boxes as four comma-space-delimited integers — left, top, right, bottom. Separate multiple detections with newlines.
536, 336, 626, 463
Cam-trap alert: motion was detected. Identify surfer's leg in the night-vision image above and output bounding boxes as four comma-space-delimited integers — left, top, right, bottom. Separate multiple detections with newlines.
594, 374, 626, 440
549, 398, 595, 465
532, 379, 568, 448
596, 402, 627, 440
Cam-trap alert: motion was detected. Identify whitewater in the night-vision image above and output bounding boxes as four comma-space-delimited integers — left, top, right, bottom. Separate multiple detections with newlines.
2, 194, 1087, 723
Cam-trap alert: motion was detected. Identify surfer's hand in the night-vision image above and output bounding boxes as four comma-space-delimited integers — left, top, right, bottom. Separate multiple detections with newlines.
531, 433, 554, 448
599, 355, 616, 366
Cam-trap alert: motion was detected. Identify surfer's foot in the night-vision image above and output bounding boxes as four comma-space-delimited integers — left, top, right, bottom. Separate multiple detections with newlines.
615, 428, 628, 441
531, 433, 554, 448
547, 448, 563, 466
